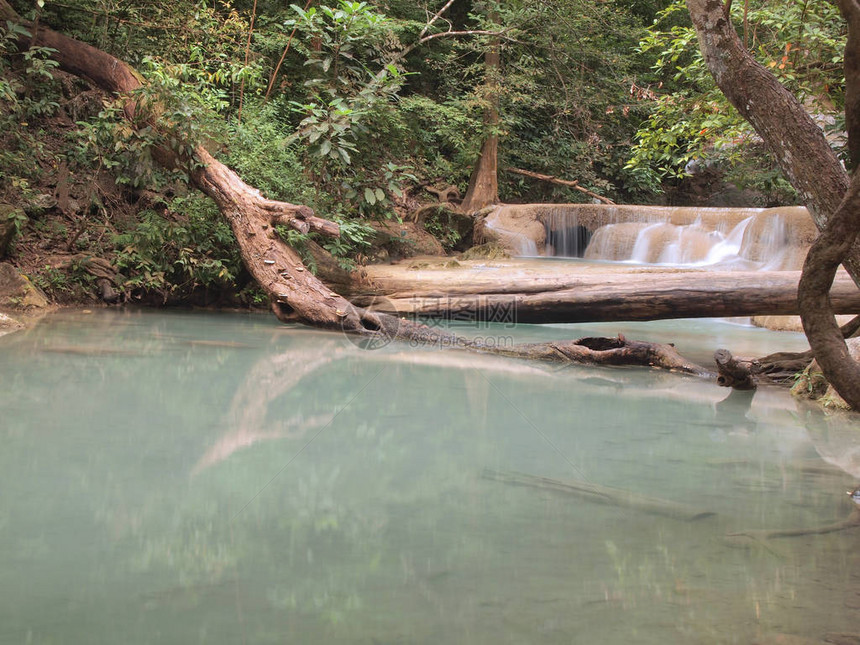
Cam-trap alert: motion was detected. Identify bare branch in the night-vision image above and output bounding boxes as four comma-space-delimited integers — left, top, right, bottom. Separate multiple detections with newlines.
506, 167, 615, 204
419, 0, 456, 39
415, 28, 519, 49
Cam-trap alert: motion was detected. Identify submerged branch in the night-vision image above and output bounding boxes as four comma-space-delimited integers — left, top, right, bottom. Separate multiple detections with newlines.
482, 469, 716, 521
727, 508, 860, 540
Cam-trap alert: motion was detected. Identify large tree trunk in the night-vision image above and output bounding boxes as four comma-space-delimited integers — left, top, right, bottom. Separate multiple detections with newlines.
798, 169, 860, 410
460, 29, 501, 213
796, 0, 860, 410
685, 0, 860, 284
685, 0, 860, 408
840, 0, 860, 170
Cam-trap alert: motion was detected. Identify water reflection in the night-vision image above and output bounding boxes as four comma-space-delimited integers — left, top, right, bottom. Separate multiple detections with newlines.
0, 310, 858, 644
191, 340, 343, 476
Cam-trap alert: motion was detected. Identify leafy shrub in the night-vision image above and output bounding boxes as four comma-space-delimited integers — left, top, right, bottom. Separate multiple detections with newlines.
113, 195, 241, 299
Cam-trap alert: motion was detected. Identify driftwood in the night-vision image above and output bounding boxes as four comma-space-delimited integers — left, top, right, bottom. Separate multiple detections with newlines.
483, 333, 708, 376
424, 184, 461, 203
482, 469, 716, 521
506, 167, 616, 205
408, 201, 457, 225
714, 349, 756, 389
408, 185, 464, 224
51, 253, 119, 303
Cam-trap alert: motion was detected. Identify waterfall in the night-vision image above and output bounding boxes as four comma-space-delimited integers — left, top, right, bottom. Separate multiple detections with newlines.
541, 205, 813, 270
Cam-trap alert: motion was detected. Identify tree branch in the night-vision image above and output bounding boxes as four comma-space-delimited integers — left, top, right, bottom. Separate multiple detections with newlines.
419, 0, 456, 39
506, 167, 615, 204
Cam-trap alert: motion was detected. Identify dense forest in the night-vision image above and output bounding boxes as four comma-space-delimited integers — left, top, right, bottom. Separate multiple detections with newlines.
0, 0, 848, 294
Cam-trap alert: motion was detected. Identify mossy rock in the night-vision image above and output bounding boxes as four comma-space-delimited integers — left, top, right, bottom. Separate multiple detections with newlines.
459, 242, 511, 260
0, 262, 49, 309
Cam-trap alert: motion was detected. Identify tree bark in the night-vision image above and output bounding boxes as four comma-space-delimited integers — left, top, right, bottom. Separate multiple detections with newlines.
460, 27, 501, 213
713, 348, 756, 389
685, 0, 860, 284
837, 0, 860, 169
798, 169, 860, 410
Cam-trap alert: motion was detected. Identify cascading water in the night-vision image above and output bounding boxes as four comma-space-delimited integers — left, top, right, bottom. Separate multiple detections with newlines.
540, 205, 814, 270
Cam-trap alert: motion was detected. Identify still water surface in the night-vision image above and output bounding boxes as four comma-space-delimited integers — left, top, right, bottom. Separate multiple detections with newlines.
1, 310, 858, 644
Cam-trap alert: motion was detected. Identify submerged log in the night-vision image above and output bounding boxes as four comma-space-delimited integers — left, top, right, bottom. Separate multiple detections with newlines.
727, 487, 860, 541
727, 508, 860, 541
482, 469, 716, 521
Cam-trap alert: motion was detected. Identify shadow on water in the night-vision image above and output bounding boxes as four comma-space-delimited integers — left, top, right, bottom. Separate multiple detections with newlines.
0, 309, 858, 644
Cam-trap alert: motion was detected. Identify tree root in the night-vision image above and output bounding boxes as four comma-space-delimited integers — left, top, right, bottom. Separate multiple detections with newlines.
715, 315, 860, 390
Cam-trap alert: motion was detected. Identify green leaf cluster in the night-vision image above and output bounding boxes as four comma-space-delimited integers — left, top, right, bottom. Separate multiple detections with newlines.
627, 0, 846, 188
112, 195, 242, 300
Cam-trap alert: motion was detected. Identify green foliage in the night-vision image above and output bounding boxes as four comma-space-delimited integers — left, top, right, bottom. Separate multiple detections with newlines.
397, 95, 478, 182
0, 20, 61, 199
286, 0, 401, 158
422, 208, 463, 252
3, 206, 28, 237
224, 99, 314, 204
72, 97, 167, 188
318, 217, 375, 270
30, 262, 96, 300
0, 21, 60, 121
112, 195, 241, 299
627, 0, 847, 184
284, 0, 409, 212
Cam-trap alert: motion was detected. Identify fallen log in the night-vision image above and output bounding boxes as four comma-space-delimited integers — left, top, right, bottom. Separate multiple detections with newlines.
483, 333, 708, 376
358, 269, 860, 324
482, 469, 716, 521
